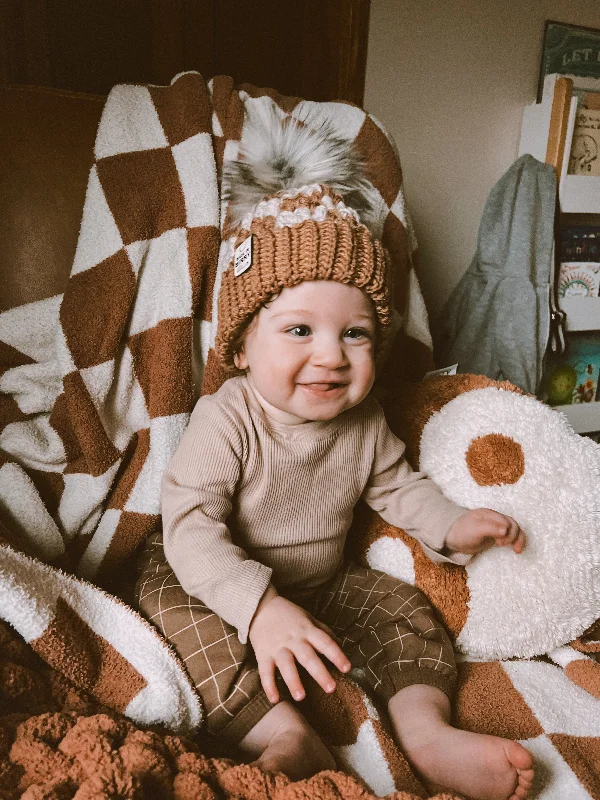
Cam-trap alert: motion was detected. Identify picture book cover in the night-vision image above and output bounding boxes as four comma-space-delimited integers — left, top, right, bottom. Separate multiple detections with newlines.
545, 332, 600, 405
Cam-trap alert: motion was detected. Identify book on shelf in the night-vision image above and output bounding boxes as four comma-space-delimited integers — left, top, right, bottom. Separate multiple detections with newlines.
544, 332, 600, 406
568, 106, 600, 176
558, 262, 600, 297
558, 225, 600, 298
559, 224, 600, 260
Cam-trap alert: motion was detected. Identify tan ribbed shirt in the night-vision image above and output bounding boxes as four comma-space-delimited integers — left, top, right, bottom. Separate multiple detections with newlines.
162, 376, 468, 642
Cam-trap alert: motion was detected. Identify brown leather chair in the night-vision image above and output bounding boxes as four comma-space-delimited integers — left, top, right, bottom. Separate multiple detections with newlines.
1, 85, 105, 311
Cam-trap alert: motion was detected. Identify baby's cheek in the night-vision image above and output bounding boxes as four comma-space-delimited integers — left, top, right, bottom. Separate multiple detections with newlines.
358, 344, 376, 368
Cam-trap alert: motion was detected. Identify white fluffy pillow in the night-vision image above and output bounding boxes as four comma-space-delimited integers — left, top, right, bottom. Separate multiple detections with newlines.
419, 387, 600, 660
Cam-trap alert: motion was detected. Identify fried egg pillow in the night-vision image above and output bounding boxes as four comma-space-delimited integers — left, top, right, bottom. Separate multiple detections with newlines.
367, 383, 600, 667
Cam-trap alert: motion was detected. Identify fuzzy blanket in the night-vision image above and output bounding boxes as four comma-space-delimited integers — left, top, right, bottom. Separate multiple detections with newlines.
1, 72, 600, 799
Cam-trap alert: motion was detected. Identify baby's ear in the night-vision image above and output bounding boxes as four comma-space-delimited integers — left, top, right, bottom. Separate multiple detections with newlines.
233, 348, 248, 370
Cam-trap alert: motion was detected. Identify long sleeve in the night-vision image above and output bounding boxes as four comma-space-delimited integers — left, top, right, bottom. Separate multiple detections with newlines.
362, 414, 471, 565
161, 398, 272, 642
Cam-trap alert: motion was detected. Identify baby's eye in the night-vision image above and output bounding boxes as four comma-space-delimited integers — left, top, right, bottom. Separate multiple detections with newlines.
287, 325, 311, 337
344, 327, 371, 340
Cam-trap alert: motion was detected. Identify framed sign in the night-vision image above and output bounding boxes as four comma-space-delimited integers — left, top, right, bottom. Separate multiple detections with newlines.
538, 20, 600, 101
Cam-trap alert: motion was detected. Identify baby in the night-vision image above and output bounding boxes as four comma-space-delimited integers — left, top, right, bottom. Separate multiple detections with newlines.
135, 119, 533, 800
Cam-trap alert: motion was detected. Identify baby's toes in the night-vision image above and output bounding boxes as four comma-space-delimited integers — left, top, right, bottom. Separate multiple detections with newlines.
506, 741, 533, 772
512, 787, 530, 800
517, 767, 534, 787
511, 767, 534, 800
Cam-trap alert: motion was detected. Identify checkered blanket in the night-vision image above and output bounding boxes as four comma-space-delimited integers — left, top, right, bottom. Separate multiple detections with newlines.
1, 72, 599, 799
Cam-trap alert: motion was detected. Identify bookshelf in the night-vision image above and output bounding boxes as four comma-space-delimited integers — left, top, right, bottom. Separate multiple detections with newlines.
519, 73, 600, 435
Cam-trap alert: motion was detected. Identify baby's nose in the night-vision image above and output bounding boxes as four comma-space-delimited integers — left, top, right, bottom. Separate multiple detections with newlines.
311, 336, 347, 367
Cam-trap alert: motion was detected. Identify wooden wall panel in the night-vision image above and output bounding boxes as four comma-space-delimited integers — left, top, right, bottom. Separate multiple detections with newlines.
300, 0, 370, 104
212, 0, 305, 97
181, 0, 213, 80
46, 0, 155, 93
0, 0, 370, 104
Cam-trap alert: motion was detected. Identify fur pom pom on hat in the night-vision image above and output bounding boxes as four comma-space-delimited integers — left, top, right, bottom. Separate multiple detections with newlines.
215, 108, 392, 370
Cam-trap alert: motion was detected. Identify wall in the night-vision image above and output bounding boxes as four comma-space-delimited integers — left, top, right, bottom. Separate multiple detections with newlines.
364, 0, 600, 323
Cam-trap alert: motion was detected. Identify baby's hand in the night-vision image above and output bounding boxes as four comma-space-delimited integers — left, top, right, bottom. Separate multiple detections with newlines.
248, 586, 351, 704
446, 508, 525, 556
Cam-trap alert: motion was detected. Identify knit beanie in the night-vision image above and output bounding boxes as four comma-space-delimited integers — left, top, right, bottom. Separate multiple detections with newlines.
215, 108, 392, 370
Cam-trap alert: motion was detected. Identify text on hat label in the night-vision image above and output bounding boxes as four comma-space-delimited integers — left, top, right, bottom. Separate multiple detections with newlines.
234, 236, 253, 277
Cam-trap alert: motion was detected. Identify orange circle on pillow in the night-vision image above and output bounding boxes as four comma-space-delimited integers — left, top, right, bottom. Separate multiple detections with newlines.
466, 434, 525, 486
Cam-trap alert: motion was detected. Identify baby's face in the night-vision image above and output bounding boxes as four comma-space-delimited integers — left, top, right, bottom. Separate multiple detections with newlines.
235, 281, 376, 424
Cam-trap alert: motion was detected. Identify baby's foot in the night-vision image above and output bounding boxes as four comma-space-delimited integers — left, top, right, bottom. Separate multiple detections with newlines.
239, 701, 336, 781
402, 724, 534, 800
254, 722, 336, 780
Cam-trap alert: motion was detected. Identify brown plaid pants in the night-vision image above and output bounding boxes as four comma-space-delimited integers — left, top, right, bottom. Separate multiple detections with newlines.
135, 533, 456, 745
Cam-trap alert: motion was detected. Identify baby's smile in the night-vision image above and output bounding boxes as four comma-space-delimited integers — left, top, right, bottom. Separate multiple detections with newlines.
298, 381, 348, 396
235, 281, 377, 425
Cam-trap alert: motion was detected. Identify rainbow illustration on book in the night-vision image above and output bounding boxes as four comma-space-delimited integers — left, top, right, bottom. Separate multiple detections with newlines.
558, 263, 600, 297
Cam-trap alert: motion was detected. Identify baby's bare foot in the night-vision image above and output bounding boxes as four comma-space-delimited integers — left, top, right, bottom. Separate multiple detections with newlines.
238, 701, 336, 781
254, 723, 336, 780
388, 685, 534, 800
403, 724, 534, 800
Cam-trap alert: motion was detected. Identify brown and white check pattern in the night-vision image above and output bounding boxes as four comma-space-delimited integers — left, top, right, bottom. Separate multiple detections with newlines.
0, 70, 432, 744
0, 70, 432, 735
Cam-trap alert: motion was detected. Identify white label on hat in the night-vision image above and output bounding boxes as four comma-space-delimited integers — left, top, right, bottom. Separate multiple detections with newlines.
234, 236, 253, 277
